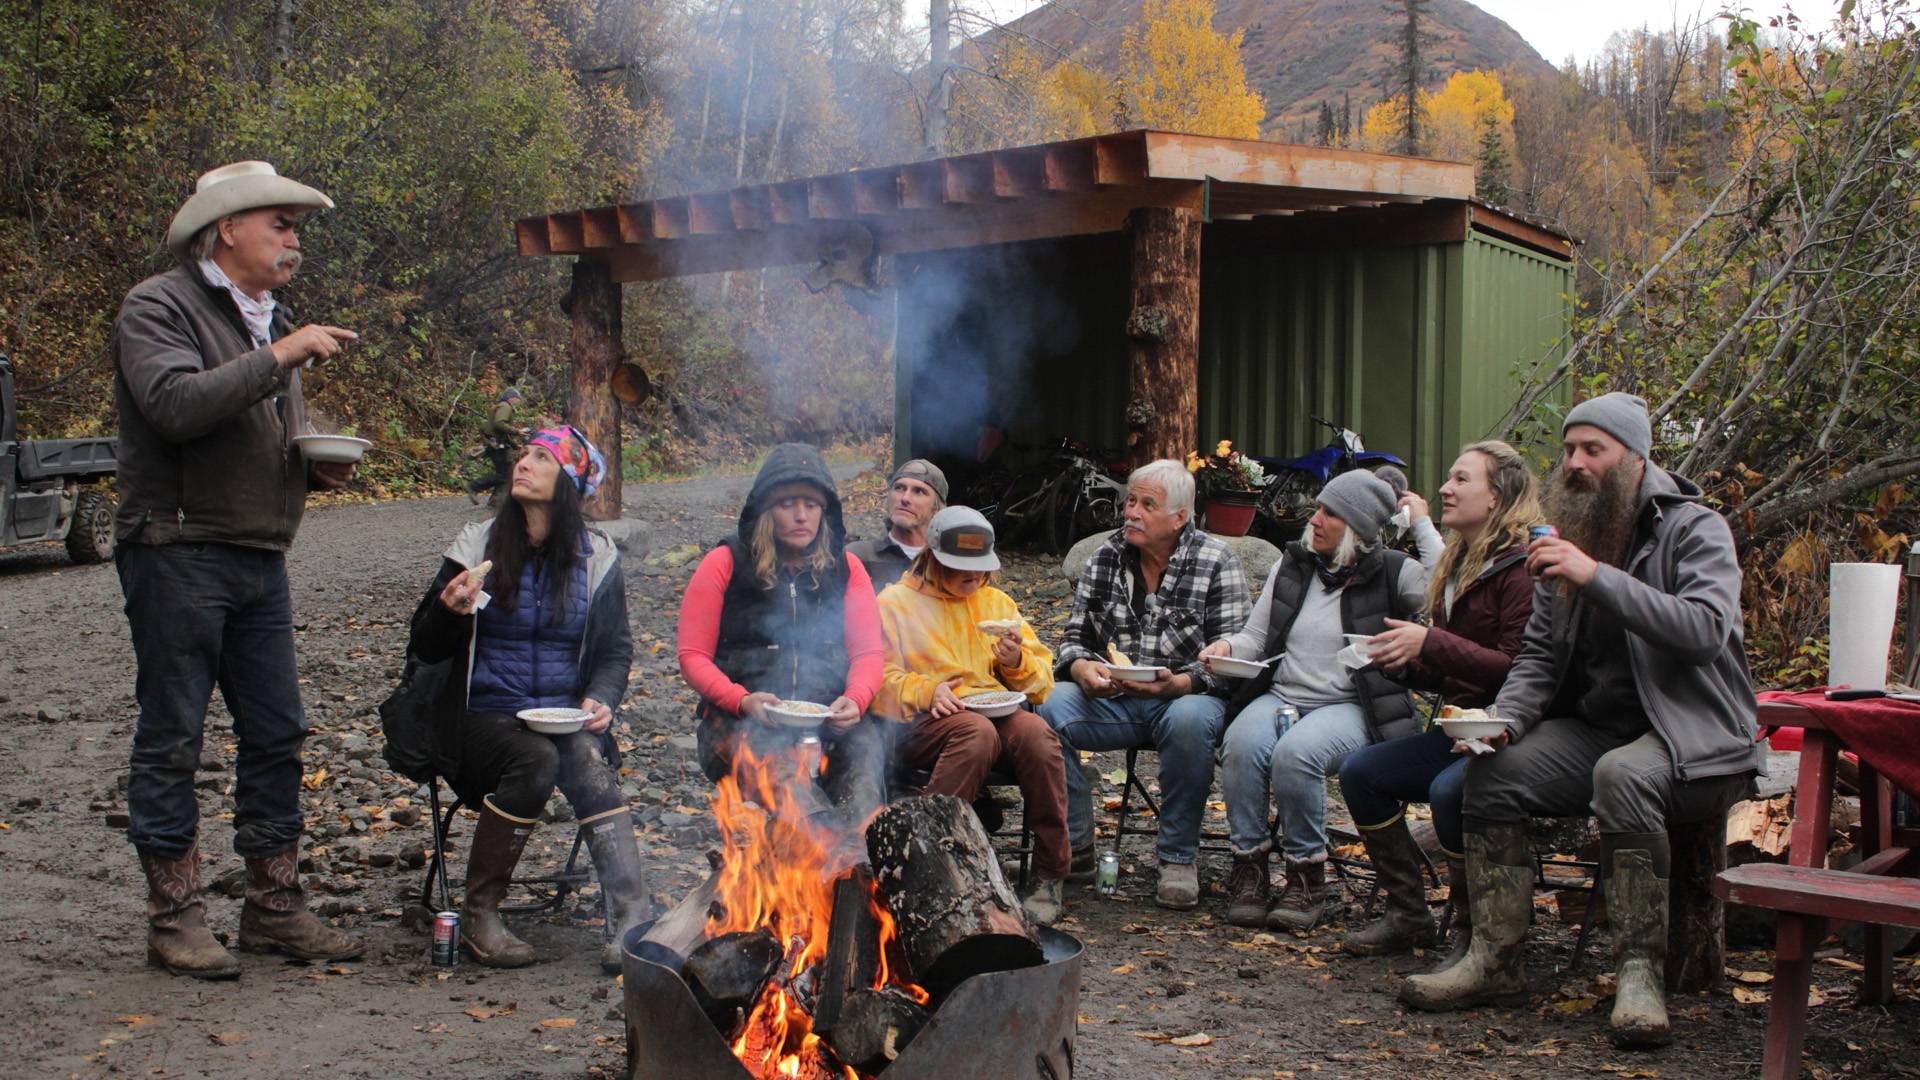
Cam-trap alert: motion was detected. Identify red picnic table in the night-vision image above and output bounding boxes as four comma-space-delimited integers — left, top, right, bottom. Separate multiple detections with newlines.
1716, 694, 1920, 1080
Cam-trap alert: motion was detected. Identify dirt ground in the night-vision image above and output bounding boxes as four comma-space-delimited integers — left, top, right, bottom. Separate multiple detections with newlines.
2, 465, 1916, 1080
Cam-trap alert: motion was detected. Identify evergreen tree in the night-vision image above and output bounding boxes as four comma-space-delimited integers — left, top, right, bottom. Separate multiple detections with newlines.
1475, 112, 1511, 204
1392, 0, 1429, 155
1316, 100, 1337, 146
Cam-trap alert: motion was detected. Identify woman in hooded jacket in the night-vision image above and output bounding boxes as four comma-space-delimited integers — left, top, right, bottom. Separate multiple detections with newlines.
406, 426, 644, 972
676, 444, 888, 822
1335, 439, 1543, 961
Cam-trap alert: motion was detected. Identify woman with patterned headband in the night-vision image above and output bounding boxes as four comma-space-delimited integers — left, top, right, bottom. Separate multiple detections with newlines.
402, 425, 646, 971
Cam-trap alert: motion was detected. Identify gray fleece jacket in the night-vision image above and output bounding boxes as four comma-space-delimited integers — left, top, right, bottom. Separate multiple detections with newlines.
1493, 463, 1763, 782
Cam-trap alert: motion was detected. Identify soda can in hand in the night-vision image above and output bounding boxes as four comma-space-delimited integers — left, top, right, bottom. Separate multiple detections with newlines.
1529, 525, 1559, 542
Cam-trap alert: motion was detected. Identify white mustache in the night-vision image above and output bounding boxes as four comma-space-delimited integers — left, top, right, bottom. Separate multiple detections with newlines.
275, 250, 303, 274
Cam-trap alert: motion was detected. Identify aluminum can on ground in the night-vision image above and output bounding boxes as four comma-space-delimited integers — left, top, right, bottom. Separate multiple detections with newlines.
1095, 851, 1120, 896
432, 910, 460, 966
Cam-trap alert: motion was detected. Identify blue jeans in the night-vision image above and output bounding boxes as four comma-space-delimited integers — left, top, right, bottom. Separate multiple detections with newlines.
1222, 696, 1371, 860
116, 543, 309, 860
1338, 727, 1466, 855
1038, 683, 1227, 865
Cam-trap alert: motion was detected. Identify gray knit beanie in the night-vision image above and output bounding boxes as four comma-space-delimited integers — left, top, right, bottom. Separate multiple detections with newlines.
1317, 469, 1396, 542
1563, 392, 1652, 459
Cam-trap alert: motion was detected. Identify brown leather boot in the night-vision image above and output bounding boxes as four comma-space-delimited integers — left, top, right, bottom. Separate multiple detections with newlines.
237, 845, 364, 961
462, 796, 538, 968
580, 805, 652, 973
139, 845, 240, 979
1342, 817, 1437, 956
1266, 855, 1329, 933
1225, 843, 1272, 927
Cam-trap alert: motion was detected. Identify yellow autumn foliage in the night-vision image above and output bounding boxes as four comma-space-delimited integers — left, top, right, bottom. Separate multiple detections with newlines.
1360, 69, 1514, 164
1118, 0, 1265, 139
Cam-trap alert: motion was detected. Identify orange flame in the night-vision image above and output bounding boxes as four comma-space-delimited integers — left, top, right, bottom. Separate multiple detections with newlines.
706, 740, 925, 1078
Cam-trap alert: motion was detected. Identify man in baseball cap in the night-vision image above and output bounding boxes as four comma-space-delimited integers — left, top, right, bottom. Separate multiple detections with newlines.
111, 161, 363, 979
848, 458, 948, 591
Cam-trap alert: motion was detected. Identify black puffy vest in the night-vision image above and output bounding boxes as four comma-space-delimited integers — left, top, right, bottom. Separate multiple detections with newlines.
711, 538, 853, 705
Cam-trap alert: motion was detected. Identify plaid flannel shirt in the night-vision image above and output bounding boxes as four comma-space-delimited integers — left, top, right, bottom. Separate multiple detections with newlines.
1053, 522, 1250, 695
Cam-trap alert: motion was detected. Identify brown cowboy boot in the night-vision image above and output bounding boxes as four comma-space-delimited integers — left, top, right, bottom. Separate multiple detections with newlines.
1225, 842, 1272, 927
1427, 854, 1472, 973
237, 844, 364, 961
580, 805, 653, 973
139, 845, 240, 979
462, 796, 538, 968
1399, 824, 1533, 1011
1604, 835, 1674, 1049
1342, 817, 1437, 956
1267, 854, 1329, 933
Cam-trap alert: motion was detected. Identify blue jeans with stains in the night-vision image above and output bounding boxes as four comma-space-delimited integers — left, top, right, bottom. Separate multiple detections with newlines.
117, 542, 309, 860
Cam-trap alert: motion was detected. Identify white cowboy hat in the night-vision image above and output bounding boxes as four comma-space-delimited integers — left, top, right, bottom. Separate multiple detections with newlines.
165, 161, 333, 257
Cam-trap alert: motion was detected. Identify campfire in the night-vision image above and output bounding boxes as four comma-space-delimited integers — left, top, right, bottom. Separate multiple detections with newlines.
623, 739, 1082, 1079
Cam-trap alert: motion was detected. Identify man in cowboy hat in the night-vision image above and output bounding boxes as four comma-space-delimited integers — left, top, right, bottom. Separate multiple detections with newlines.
111, 160, 364, 978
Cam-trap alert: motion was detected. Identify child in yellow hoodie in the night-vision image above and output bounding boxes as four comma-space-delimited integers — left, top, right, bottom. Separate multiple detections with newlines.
875, 506, 1069, 924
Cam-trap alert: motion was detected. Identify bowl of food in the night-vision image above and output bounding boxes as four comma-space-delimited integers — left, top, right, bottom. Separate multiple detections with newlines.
1203, 655, 1271, 680
518, 707, 589, 735
1435, 707, 1506, 742
976, 618, 1023, 636
1103, 664, 1162, 682
293, 434, 372, 465
960, 690, 1027, 718
764, 699, 832, 728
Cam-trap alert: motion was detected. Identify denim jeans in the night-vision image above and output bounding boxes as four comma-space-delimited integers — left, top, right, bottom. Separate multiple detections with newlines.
1337, 727, 1466, 855
1221, 695, 1371, 860
1038, 682, 1227, 865
116, 542, 309, 860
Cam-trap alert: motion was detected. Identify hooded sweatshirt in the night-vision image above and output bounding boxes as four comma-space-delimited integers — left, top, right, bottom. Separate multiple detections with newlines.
677, 444, 883, 715
874, 572, 1054, 719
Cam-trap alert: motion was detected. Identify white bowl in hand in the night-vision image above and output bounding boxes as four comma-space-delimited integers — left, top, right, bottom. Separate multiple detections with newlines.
961, 691, 1026, 718
518, 707, 589, 735
293, 434, 371, 464
1203, 655, 1270, 679
1436, 717, 1507, 741
1103, 664, 1162, 683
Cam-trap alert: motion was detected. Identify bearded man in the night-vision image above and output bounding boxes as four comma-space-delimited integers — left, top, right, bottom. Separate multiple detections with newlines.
1399, 392, 1761, 1050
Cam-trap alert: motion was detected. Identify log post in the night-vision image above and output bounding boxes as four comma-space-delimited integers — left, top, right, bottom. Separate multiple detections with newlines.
1124, 206, 1202, 465
566, 258, 623, 520
1665, 810, 1729, 992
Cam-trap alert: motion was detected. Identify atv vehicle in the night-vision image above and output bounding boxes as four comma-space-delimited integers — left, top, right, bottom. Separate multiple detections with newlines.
0, 354, 118, 563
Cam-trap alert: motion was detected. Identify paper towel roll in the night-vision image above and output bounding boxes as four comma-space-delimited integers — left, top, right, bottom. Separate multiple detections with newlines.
1830, 562, 1900, 691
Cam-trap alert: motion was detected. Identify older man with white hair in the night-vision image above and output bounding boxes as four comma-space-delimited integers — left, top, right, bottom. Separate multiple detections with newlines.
1039, 458, 1249, 910
112, 161, 362, 979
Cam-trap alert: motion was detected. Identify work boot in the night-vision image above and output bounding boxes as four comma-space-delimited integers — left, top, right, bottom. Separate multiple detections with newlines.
1225, 843, 1272, 927
1427, 855, 1472, 973
1400, 824, 1533, 1011
1604, 835, 1674, 1049
581, 805, 652, 973
462, 796, 538, 968
1068, 845, 1098, 885
237, 845, 364, 961
1266, 855, 1329, 933
1022, 878, 1066, 925
138, 845, 240, 979
1155, 859, 1200, 910
1343, 818, 1437, 956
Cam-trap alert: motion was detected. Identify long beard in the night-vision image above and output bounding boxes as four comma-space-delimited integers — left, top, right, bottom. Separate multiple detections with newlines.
1551, 462, 1641, 568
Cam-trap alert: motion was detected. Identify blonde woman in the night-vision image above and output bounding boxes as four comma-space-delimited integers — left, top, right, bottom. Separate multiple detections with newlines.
1335, 440, 1543, 958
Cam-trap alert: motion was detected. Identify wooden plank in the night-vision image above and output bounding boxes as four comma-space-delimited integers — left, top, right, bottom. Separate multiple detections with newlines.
616, 204, 653, 244
1142, 130, 1475, 200
651, 197, 689, 240
941, 157, 992, 204
992, 150, 1044, 198
1470, 204, 1575, 261
807, 175, 855, 219
1716, 863, 1920, 928
581, 207, 620, 249
899, 162, 945, 210
769, 182, 809, 225
515, 218, 552, 256
852, 171, 900, 215
1760, 912, 1821, 1080
689, 193, 733, 235
1093, 134, 1148, 186
546, 212, 584, 254
1042, 144, 1096, 192
1787, 728, 1838, 868
729, 188, 771, 232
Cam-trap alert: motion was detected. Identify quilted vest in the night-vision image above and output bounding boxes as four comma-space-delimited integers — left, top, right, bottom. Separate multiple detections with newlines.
467, 555, 592, 713
711, 538, 852, 706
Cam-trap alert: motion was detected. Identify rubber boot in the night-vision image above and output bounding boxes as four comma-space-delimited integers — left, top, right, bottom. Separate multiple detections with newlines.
1267, 855, 1329, 932
1225, 842, 1272, 927
139, 845, 240, 979
1604, 834, 1674, 1049
1343, 817, 1437, 956
580, 805, 651, 973
1399, 823, 1533, 1010
1067, 845, 1098, 885
237, 845, 364, 961
1022, 878, 1066, 925
462, 795, 538, 968
1427, 855, 1472, 973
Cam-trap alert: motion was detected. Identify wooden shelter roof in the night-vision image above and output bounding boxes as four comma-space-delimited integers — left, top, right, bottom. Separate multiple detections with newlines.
513, 130, 1573, 283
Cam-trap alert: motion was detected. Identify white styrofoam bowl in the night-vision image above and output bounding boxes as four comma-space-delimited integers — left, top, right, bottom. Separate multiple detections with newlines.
961, 691, 1026, 718
518, 707, 589, 735
293, 434, 371, 464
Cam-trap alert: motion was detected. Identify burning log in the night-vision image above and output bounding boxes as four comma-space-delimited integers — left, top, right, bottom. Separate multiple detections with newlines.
821, 987, 929, 1075
684, 929, 784, 1029
865, 794, 1042, 996
638, 855, 724, 970
810, 867, 880, 1033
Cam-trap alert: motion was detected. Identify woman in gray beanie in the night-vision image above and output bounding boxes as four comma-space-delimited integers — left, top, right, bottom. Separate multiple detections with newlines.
1201, 469, 1429, 930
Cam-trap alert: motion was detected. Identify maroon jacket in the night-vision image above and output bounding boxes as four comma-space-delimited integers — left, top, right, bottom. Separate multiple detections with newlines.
1401, 545, 1533, 708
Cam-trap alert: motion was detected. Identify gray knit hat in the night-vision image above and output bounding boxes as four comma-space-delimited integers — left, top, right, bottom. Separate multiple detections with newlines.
889, 458, 949, 503
1317, 469, 1396, 542
1563, 392, 1652, 459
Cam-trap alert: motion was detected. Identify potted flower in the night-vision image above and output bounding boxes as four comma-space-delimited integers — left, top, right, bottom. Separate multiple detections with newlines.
1186, 440, 1266, 536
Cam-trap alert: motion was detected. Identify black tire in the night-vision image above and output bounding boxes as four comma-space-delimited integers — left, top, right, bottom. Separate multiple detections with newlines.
65, 489, 115, 564
1255, 469, 1317, 543
1045, 478, 1082, 556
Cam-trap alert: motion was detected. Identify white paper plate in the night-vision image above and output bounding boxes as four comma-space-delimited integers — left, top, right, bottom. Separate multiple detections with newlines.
1436, 717, 1507, 741
293, 434, 371, 464
1203, 655, 1270, 679
960, 691, 1026, 718
1104, 664, 1162, 683
518, 707, 589, 735
764, 700, 832, 728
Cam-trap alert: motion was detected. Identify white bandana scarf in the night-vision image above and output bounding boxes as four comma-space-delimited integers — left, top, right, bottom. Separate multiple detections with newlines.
197, 258, 277, 346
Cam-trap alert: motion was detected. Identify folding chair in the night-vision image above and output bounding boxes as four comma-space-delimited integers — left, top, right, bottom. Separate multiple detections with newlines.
416, 778, 595, 918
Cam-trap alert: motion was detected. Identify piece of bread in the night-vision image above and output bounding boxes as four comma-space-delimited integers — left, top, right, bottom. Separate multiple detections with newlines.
977, 618, 1023, 636
469, 559, 493, 583
1106, 641, 1133, 667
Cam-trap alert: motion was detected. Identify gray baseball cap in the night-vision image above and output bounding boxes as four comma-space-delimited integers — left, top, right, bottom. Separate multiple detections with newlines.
925, 506, 1000, 572
890, 458, 949, 503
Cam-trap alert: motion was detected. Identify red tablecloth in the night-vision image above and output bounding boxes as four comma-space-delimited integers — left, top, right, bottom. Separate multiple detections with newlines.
1759, 689, 1920, 798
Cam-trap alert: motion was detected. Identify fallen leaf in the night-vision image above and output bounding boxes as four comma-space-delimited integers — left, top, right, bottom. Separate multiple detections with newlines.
1823, 957, 1865, 972
114, 1015, 156, 1028
1337, 1018, 1369, 1025
538, 1018, 578, 1029
1110, 963, 1136, 975
1732, 985, 1769, 1005
209, 1032, 247, 1046
1133, 1031, 1173, 1042
464, 1003, 518, 1021
1730, 969, 1773, 985
1169, 1033, 1214, 1047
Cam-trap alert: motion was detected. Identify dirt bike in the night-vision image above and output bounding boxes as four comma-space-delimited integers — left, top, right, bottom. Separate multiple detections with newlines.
1250, 417, 1408, 543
